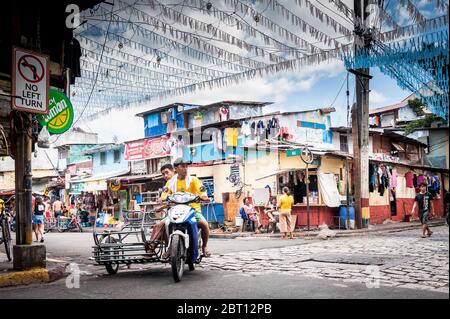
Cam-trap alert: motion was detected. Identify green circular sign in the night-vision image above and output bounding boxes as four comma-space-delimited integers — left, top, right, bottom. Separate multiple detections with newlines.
37, 89, 74, 134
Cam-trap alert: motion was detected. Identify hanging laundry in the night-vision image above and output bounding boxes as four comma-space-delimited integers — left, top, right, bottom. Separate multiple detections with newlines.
417, 174, 426, 186
219, 106, 229, 121
390, 168, 398, 189
256, 120, 265, 136
276, 127, 293, 140
429, 175, 441, 197
161, 111, 168, 124
224, 128, 238, 147
374, 115, 380, 127
250, 122, 256, 139
369, 164, 375, 192
212, 129, 223, 151
405, 171, 414, 188
377, 166, 383, 185
241, 120, 251, 136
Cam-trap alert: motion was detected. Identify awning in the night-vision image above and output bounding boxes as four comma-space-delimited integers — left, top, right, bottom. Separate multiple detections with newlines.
74, 169, 130, 183
256, 168, 301, 181
0, 189, 15, 196
391, 142, 405, 152
116, 173, 163, 182
70, 169, 130, 193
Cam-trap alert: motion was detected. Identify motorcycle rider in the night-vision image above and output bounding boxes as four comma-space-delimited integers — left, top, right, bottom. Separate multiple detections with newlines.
145, 163, 176, 253
161, 158, 212, 258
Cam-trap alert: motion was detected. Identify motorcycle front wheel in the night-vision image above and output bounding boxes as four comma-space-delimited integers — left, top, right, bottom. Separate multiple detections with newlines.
170, 234, 185, 282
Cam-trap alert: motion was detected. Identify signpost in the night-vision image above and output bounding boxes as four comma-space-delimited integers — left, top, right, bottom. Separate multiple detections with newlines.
37, 89, 74, 134
12, 47, 49, 114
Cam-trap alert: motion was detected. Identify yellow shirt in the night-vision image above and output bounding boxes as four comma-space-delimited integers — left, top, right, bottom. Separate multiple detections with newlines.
278, 194, 294, 213
224, 128, 238, 147
161, 176, 207, 213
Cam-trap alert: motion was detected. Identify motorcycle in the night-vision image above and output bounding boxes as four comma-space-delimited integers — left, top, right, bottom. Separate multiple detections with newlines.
58, 214, 83, 232
164, 191, 203, 282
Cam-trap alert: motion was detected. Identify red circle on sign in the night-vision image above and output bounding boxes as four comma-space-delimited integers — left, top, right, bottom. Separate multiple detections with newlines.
17, 54, 45, 83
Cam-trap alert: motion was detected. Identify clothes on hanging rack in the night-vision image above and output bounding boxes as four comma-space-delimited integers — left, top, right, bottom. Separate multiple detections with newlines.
219, 106, 229, 121
369, 164, 376, 192
428, 175, 441, 197
241, 120, 251, 136
212, 129, 223, 151
417, 174, 426, 186
224, 128, 238, 147
390, 168, 398, 189
405, 171, 414, 188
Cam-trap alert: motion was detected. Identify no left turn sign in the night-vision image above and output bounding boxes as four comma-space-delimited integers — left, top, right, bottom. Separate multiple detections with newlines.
12, 47, 49, 114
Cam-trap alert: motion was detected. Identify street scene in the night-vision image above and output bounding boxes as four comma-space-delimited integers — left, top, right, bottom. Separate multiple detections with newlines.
0, 0, 449, 302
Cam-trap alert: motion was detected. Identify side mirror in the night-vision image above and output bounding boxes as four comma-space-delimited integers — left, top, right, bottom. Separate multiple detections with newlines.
199, 186, 206, 192
162, 186, 169, 193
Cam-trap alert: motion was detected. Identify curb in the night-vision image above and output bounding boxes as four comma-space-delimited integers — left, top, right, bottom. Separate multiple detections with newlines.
209, 220, 446, 239
0, 264, 68, 288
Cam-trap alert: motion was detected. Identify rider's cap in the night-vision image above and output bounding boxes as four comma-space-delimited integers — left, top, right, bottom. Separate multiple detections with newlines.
173, 158, 192, 167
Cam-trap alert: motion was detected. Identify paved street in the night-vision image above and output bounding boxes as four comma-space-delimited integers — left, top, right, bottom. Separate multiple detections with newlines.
0, 226, 448, 298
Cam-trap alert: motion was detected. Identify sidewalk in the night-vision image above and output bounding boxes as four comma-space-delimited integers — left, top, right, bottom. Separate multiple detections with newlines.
209, 219, 447, 239
0, 253, 68, 288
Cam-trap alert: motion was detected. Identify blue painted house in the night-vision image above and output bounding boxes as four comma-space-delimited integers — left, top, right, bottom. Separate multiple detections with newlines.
86, 144, 129, 175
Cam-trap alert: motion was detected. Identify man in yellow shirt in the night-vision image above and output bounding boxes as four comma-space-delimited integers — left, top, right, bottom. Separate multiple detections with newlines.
161, 158, 211, 257
277, 187, 295, 239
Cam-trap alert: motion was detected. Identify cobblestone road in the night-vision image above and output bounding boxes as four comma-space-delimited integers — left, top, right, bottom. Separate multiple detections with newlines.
198, 226, 449, 294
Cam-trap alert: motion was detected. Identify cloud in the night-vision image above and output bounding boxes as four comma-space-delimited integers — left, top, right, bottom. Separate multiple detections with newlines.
80, 58, 347, 142
370, 90, 388, 104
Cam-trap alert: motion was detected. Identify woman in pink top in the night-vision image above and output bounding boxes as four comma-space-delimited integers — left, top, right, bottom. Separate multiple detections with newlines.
243, 197, 261, 233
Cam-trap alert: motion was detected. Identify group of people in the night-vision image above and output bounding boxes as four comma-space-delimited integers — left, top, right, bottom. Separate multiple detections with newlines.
241, 186, 295, 240
32, 196, 65, 243
145, 158, 212, 259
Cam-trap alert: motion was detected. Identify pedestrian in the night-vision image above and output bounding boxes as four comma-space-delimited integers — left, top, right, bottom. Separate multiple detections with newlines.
44, 199, 52, 222
265, 197, 278, 234
411, 182, 435, 238
52, 198, 63, 226
444, 188, 449, 226
277, 187, 295, 240
242, 197, 259, 233
33, 197, 45, 243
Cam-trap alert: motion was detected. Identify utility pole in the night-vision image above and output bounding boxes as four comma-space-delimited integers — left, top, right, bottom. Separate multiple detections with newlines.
14, 113, 33, 246
11, 9, 46, 270
352, 0, 373, 229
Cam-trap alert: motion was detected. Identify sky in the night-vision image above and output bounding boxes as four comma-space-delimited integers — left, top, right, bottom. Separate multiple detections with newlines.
78, 60, 411, 144
72, 0, 443, 144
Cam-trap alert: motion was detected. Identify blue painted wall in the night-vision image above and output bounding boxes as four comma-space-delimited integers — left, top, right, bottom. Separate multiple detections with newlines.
92, 145, 128, 175
182, 136, 244, 163
144, 112, 167, 137
143, 106, 186, 138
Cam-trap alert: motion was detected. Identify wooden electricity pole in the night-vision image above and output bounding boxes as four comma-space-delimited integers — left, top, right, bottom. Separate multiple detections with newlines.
14, 113, 33, 246
352, 0, 373, 229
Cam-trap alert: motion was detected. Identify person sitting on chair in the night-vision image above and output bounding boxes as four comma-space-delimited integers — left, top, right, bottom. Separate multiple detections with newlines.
265, 197, 278, 234
242, 197, 260, 233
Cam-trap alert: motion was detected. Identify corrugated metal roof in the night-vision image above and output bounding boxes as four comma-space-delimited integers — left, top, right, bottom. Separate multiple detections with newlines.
369, 101, 408, 115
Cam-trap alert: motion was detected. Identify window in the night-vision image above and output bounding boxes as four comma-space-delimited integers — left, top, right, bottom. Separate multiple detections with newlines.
340, 134, 348, 153
0, 173, 4, 183
146, 158, 159, 174
100, 152, 106, 165
113, 149, 121, 163
199, 177, 214, 197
